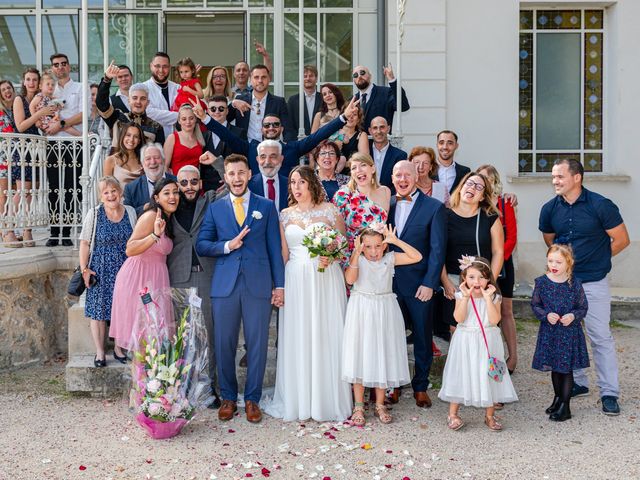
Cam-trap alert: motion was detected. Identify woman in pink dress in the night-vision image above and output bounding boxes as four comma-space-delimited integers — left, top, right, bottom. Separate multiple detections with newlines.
109, 178, 179, 354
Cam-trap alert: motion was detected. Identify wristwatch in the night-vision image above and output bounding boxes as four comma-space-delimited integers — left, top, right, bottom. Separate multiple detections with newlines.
60, 120, 66, 128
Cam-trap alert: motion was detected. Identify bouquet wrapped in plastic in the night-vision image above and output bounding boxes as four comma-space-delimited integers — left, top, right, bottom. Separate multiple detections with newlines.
130, 287, 212, 439
301, 224, 348, 272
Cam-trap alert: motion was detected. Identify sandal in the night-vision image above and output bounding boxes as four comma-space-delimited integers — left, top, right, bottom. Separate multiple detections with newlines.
22, 230, 35, 247
2, 232, 22, 248
350, 404, 366, 427
485, 415, 503, 432
494, 402, 504, 410
447, 414, 464, 431
374, 404, 392, 424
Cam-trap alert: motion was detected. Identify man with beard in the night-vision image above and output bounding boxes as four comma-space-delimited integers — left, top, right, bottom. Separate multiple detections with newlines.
287, 65, 322, 136
97, 62, 165, 146
190, 95, 360, 178
387, 161, 446, 409
143, 52, 179, 139
248, 140, 288, 211
435, 130, 470, 195
351, 64, 410, 131
124, 143, 176, 215
167, 165, 221, 409
369, 116, 407, 193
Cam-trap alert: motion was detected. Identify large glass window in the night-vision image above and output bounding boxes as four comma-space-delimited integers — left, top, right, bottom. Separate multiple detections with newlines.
42, 14, 80, 79
519, 9, 604, 173
0, 15, 36, 84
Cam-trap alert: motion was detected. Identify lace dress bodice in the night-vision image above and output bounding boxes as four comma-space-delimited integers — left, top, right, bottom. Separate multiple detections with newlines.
280, 203, 340, 263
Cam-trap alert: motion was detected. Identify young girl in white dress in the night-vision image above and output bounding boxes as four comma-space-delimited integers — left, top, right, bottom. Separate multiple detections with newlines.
438, 256, 518, 431
342, 223, 422, 426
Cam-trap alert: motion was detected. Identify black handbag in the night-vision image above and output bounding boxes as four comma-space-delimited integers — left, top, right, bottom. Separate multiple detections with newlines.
68, 207, 98, 297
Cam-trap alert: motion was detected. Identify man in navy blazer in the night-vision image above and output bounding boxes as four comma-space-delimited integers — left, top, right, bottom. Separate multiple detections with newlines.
387, 161, 446, 408
287, 65, 322, 136
369, 116, 407, 194
190, 95, 360, 178
196, 154, 285, 424
352, 64, 410, 131
248, 140, 289, 211
124, 143, 176, 215
435, 130, 471, 194
234, 64, 296, 142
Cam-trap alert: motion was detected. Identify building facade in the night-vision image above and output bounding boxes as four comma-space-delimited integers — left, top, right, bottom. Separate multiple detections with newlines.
1, 0, 637, 289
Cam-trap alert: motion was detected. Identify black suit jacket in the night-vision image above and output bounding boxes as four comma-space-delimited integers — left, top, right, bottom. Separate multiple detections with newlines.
235, 92, 295, 142
200, 123, 247, 192
287, 92, 322, 136
450, 163, 471, 194
248, 173, 289, 212
110, 94, 129, 113
353, 81, 410, 131
370, 142, 408, 194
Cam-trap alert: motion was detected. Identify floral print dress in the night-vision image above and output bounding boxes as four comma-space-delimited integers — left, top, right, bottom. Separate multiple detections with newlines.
332, 185, 388, 264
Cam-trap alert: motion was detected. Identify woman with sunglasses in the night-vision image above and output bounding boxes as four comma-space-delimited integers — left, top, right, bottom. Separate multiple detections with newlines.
439, 172, 504, 332
163, 103, 206, 175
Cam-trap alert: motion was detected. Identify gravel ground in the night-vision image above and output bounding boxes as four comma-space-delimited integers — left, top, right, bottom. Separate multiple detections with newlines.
1, 319, 639, 480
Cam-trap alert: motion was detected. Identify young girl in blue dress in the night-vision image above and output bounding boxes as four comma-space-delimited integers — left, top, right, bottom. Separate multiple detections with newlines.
531, 244, 589, 422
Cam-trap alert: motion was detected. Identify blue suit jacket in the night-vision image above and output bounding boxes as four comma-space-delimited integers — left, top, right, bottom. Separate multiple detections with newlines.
248, 173, 289, 212
234, 92, 296, 142
196, 192, 285, 299
204, 115, 346, 178
123, 173, 177, 216
353, 81, 410, 131
370, 142, 407, 194
388, 191, 447, 296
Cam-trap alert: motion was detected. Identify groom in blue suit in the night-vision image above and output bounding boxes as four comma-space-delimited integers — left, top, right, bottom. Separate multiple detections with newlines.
387, 160, 446, 408
196, 154, 285, 423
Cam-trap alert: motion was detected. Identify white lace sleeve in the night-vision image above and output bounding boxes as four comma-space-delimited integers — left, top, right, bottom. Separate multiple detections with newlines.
279, 209, 290, 227
325, 202, 340, 226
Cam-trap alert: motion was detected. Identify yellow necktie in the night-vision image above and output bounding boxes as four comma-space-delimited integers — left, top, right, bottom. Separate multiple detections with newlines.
233, 197, 245, 225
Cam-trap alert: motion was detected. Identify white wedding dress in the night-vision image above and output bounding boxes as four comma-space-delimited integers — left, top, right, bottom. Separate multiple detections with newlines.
264, 203, 353, 422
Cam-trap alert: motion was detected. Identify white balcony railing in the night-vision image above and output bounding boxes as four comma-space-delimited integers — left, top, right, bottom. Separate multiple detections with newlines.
0, 132, 107, 246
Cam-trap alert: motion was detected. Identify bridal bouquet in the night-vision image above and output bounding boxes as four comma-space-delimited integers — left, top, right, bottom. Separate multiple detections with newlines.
302, 224, 348, 272
131, 288, 212, 439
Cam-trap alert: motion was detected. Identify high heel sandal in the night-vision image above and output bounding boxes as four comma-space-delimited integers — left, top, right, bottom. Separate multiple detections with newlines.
485, 415, 503, 432
374, 404, 392, 424
350, 403, 366, 427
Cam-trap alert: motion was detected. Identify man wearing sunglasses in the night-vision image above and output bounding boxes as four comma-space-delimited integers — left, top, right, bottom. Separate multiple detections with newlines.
190, 95, 361, 179
167, 165, 221, 409
351, 64, 410, 131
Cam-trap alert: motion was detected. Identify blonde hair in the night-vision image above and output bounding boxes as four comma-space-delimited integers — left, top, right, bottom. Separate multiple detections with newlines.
176, 104, 205, 146
347, 152, 381, 191
476, 164, 503, 197
449, 171, 499, 216
98, 175, 123, 195
203, 66, 232, 99
546, 244, 575, 283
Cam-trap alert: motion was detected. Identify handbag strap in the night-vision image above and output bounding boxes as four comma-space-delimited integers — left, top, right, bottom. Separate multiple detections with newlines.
475, 210, 481, 256
87, 206, 98, 268
470, 295, 491, 359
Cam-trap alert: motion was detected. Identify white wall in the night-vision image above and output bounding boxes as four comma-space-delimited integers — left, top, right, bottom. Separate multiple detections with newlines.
387, 0, 638, 289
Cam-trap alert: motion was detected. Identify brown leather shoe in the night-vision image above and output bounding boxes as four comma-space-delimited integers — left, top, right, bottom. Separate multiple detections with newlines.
218, 400, 237, 421
386, 388, 401, 405
245, 400, 263, 423
414, 391, 432, 408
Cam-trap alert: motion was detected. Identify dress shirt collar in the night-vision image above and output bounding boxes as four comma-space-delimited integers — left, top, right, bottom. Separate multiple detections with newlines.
229, 189, 251, 204
359, 83, 374, 97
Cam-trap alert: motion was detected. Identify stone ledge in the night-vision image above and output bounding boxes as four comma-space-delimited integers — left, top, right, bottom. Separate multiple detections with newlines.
507, 174, 631, 184
0, 247, 76, 280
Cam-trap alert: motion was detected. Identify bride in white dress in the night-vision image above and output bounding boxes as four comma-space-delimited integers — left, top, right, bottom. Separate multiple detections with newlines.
264, 166, 353, 422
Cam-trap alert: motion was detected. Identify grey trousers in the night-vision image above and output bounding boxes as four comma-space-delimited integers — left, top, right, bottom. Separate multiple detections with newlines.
171, 271, 215, 386
573, 277, 619, 398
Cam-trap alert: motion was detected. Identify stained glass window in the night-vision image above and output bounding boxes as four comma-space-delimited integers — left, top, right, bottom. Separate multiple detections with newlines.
519, 9, 604, 174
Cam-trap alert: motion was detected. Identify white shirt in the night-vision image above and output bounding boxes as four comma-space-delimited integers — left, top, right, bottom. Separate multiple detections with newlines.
211, 120, 228, 149
372, 141, 390, 178
304, 91, 316, 125
115, 89, 130, 110
261, 174, 280, 210
438, 162, 457, 193
52, 79, 85, 138
224, 189, 251, 254
394, 190, 419, 236
144, 78, 179, 139
247, 93, 267, 143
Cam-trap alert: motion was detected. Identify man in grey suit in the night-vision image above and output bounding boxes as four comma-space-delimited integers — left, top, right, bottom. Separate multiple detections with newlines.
166, 165, 220, 408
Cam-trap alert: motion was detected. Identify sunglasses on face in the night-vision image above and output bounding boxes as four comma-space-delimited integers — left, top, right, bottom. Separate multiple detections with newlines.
262, 122, 281, 128
464, 179, 485, 192
352, 70, 367, 78
52, 61, 68, 68
208, 106, 227, 112
179, 179, 200, 187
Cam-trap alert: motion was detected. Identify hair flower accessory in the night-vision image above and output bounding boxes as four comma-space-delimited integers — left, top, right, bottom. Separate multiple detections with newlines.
458, 255, 476, 271
251, 210, 263, 220
368, 221, 386, 235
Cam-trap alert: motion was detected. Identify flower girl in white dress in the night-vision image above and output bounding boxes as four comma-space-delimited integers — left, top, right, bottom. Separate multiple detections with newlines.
342, 223, 422, 425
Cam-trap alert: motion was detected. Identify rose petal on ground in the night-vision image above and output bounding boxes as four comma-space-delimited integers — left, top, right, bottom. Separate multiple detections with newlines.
145, 459, 152, 464
261, 467, 270, 477
42, 459, 51, 464
295, 464, 304, 471
228, 429, 235, 433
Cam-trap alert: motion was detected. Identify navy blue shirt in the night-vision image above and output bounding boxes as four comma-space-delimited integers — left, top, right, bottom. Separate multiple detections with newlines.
539, 187, 624, 283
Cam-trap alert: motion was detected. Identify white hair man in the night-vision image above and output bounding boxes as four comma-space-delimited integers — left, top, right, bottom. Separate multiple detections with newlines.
124, 143, 176, 215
